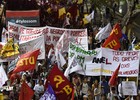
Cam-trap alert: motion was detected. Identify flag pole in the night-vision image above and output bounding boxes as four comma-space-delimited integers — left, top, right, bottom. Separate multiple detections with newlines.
100, 48, 103, 99
136, 63, 140, 86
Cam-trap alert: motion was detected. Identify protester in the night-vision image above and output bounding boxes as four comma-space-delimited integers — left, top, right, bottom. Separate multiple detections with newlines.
107, 86, 120, 100
83, 94, 88, 100
0, 0, 140, 100
33, 79, 44, 100
100, 76, 109, 96
92, 79, 99, 91
72, 74, 81, 99
81, 77, 89, 99
87, 88, 94, 100
94, 83, 101, 100
118, 81, 126, 100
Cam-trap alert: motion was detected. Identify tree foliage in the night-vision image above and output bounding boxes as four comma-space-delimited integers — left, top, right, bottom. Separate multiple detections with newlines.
89, 0, 140, 41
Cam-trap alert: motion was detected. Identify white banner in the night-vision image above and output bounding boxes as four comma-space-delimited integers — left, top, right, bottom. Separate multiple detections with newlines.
122, 81, 137, 96
102, 48, 139, 77
68, 43, 140, 77
19, 35, 45, 59
68, 42, 102, 76
8, 22, 88, 50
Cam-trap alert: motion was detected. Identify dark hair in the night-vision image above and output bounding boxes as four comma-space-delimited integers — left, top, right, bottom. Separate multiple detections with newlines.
111, 87, 116, 91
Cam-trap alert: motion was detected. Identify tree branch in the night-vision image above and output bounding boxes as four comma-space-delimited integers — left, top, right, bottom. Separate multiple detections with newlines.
121, 0, 132, 27
132, 9, 140, 17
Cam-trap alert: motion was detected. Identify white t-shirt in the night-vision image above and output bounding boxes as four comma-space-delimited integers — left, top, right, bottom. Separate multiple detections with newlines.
81, 83, 88, 95
118, 83, 123, 97
107, 92, 120, 100
94, 88, 100, 100
33, 84, 44, 95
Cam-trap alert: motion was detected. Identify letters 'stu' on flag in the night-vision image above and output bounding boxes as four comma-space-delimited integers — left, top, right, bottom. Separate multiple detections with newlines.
47, 65, 73, 100
12, 49, 40, 73
102, 23, 122, 50
19, 81, 34, 100
102, 33, 121, 50
40, 84, 56, 100
0, 64, 8, 88
109, 64, 121, 86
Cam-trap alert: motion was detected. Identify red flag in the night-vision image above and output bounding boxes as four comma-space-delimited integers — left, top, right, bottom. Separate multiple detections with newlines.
109, 64, 121, 86
9, 73, 20, 84
102, 34, 121, 50
110, 23, 122, 39
47, 65, 73, 100
12, 49, 40, 73
67, 3, 78, 24
19, 81, 34, 100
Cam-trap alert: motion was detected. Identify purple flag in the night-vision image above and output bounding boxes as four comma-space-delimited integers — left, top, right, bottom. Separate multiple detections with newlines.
40, 84, 56, 100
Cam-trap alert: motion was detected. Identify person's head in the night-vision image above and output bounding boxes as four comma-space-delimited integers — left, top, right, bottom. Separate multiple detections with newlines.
111, 87, 116, 93
102, 76, 106, 81
87, 88, 92, 95
83, 77, 87, 83
39, 79, 43, 85
22, 74, 26, 81
92, 79, 99, 88
83, 95, 88, 100
101, 94, 106, 100
94, 79, 99, 86
114, 96, 119, 100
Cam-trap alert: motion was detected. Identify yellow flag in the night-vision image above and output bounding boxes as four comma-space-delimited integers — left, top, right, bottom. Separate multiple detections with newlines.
83, 18, 88, 25
67, 12, 71, 17
1, 38, 14, 52
0, 38, 19, 58
83, 14, 89, 25
77, 0, 83, 4
59, 7, 66, 18
77, 9, 80, 17
47, 7, 51, 13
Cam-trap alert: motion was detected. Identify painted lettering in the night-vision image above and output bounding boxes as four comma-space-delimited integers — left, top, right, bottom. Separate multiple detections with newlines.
113, 56, 119, 62
105, 40, 117, 48
16, 56, 35, 66
92, 57, 112, 64
54, 75, 65, 88
63, 85, 72, 95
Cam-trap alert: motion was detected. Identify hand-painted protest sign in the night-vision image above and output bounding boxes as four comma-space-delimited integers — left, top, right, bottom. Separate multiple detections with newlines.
122, 81, 137, 96
68, 42, 102, 76
19, 35, 45, 60
68, 43, 140, 77
8, 22, 88, 50
102, 48, 139, 77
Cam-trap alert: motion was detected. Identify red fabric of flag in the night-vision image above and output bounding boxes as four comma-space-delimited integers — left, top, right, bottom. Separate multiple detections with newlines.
13, 49, 40, 73
110, 23, 122, 39
109, 64, 121, 86
19, 81, 34, 100
47, 65, 73, 100
102, 34, 121, 50
9, 73, 20, 84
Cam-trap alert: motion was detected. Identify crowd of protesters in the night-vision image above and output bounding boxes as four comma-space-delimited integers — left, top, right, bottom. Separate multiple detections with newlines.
0, 0, 140, 100
1, 63, 140, 100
